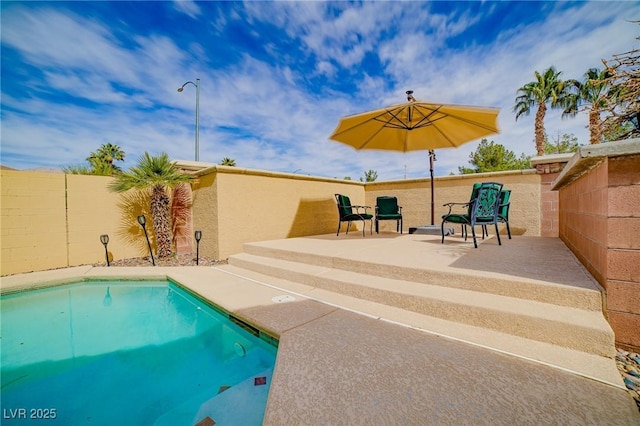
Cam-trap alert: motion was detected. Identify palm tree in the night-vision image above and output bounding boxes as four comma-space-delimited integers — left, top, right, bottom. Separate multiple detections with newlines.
109, 152, 195, 258
87, 143, 126, 174
220, 157, 236, 166
567, 68, 615, 145
514, 67, 573, 156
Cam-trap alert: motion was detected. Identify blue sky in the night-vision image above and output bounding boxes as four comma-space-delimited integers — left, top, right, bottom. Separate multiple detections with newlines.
1, 1, 638, 180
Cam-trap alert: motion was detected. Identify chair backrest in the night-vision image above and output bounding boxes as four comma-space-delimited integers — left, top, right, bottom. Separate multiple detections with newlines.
376, 196, 399, 215
470, 182, 503, 223
466, 183, 483, 216
335, 194, 353, 218
497, 189, 511, 220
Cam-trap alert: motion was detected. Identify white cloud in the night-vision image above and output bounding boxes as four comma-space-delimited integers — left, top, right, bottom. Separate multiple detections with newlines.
173, 0, 201, 19
1, 1, 638, 180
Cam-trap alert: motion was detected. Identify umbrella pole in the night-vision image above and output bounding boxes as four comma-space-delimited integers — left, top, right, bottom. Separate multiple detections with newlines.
429, 150, 435, 226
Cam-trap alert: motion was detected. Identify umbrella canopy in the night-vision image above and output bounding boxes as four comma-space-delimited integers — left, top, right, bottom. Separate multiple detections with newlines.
329, 91, 500, 226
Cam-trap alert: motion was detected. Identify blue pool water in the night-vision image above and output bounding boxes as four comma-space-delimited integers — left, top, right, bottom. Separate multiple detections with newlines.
0, 280, 278, 425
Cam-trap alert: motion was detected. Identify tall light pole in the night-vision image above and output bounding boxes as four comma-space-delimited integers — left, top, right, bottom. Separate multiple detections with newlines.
177, 78, 200, 161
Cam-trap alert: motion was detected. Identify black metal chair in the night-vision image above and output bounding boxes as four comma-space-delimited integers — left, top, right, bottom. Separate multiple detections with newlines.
441, 182, 503, 248
335, 194, 373, 237
375, 196, 403, 233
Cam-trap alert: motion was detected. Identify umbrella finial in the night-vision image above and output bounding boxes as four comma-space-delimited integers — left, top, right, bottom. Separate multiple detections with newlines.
406, 90, 415, 102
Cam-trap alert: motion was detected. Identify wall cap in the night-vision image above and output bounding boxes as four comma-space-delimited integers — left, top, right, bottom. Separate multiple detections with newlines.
172, 160, 538, 187
173, 160, 365, 186
551, 138, 640, 190
530, 153, 574, 167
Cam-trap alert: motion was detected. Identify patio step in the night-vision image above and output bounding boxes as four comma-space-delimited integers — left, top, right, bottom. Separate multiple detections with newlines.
239, 239, 604, 311
228, 251, 615, 358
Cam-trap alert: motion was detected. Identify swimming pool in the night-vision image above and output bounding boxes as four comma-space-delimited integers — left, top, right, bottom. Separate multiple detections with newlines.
1, 280, 278, 425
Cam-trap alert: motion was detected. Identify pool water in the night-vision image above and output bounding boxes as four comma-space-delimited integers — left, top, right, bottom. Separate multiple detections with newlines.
0, 280, 278, 425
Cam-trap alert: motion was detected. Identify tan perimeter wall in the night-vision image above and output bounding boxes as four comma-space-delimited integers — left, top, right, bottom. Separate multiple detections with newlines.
2, 167, 541, 276
365, 170, 541, 236
1, 171, 143, 276
193, 167, 366, 260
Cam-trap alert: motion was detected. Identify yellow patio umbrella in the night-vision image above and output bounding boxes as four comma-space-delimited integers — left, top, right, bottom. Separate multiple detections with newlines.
329, 91, 500, 227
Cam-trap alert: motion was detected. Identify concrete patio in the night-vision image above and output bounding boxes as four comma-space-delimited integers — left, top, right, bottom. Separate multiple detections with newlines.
2, 232, 639, 424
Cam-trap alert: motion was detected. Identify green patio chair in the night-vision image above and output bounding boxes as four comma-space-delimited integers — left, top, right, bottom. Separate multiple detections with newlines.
441, 182, 503, 248
335, 194, 373, 237
375, 196, 403, 234
483, 189, 512, 240
445, 183, 485, 241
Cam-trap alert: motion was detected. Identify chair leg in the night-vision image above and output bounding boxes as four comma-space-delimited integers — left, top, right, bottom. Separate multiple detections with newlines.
441, 221, 447, 244
346, 221, 351, 235
400, 218, 403, 234
375, 219, 379, 234
494, 223, 502, 246
471, 224, 478, 248
337, 221, 341, 236
506, 222, 512, 239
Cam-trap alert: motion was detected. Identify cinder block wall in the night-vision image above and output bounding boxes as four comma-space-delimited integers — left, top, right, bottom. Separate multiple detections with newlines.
1, 171, 68, 275
557, 147, 640, 351
1, 171, 150, 275
605, 155, 640, 351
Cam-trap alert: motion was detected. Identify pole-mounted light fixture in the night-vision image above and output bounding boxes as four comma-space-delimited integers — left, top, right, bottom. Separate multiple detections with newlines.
194, 230, 202, 265
100, 234, 110, 266
177, 78, 200, 161
137, 215, 155, 266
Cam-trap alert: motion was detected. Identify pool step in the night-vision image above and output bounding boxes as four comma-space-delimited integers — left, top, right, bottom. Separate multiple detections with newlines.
192, 368, 272, 425
227, 251, 615, 358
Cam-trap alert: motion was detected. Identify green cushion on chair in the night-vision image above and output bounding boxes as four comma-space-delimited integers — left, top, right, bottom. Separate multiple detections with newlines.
343, 213, 373, 220
377, 213, 401, 219
440, 214, 469, 224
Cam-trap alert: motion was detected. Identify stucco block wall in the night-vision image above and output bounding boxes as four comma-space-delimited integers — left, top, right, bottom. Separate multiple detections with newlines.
195, 167, 365, 260
365, 171, 540, 236
66, 174, 141, 266
191, 172, 220, 260
1, 171, 67, 275
540, 173, 560, 237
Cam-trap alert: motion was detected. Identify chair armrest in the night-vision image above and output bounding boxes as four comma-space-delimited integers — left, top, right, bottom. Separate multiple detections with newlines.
352, 205, 371, 214
442, 202, 470, 215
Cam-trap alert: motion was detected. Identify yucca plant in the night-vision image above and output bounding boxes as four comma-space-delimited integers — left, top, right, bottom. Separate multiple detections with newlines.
109, 152, 194, 258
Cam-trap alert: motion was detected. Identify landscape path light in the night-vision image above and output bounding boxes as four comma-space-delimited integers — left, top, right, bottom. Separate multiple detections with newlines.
194, 230, 202, 265
177, 78, 200, 161
100, 234, 110, 266
137, 215, 155, 266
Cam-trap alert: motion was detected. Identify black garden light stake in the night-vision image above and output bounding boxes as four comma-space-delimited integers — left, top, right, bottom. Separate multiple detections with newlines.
100, 234, 110, 266
194, 230, 202, 265
137, 215, 155, 266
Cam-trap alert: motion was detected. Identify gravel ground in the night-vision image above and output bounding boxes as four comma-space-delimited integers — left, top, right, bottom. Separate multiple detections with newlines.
95, 254, 227, 267
616, 349, 640, 410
